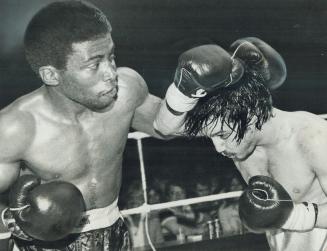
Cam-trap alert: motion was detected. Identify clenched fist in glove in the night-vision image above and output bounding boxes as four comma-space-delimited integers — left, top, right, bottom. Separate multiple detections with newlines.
5, 175, 86, 241
165, 44, 245, 113
230, 37, 287, 90
239, 175, 318, 233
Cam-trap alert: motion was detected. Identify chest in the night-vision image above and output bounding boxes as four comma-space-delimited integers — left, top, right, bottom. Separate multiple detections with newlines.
23, 110, 133, 180
236, 146, 316, 202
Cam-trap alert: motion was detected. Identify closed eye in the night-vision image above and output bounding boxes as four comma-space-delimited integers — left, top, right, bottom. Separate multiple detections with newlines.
211, 132, 231, 140
87, 62, 100, 70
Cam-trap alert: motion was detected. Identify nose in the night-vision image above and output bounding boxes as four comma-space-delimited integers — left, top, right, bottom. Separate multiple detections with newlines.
102, 60, 117, 82
211, 137, 225, 153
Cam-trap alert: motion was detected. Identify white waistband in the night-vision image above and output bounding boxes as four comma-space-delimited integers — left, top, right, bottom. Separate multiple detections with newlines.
72, 198, 121, 233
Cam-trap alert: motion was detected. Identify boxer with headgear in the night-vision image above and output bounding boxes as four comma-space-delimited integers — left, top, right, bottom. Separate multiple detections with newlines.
155, 38, 327, 250
0, 1, 164, 250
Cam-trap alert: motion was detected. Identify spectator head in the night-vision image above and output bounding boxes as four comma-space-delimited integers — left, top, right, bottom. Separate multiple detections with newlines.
148, 186, 162, 204
166, 181, 187, 201
193, 179, 211, 197
125, 181, 144, 209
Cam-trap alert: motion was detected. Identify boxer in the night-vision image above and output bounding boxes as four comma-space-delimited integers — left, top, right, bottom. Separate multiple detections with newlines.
0, 1, 163, 250
154, 38, 327, 250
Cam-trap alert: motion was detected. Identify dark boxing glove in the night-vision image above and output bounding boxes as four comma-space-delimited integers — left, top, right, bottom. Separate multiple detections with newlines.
230, 37, 287, 90
8, 175, 85, 241
239, 175, 318, 233
166, 44, 244, 113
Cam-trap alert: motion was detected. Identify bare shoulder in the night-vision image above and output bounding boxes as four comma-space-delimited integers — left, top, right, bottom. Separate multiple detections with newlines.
117, 67, 149, 108
292, 111, 327, 135
0, 99, 36, 158
291, 111, 327, 156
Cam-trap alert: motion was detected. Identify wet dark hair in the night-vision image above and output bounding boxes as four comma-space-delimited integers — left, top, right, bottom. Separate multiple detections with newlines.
24, 0, 112, 73
184, 69, 273, 142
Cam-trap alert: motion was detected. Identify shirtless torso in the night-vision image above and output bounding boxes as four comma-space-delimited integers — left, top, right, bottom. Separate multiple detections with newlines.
152, 39, 327, 250
213, 109, 327, 250
0, 67, 160, 210
232, 110, 327, 204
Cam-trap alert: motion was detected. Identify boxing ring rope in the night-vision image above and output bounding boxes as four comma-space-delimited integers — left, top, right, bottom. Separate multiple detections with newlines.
122, 113, 327, 250
123, 131, 243, 251
122, 131, 243, 217
9, 115, 327, 251
121, 191, 242, 216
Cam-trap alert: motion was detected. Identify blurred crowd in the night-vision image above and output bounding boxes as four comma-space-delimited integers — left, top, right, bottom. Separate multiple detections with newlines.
119, 169, 247, 249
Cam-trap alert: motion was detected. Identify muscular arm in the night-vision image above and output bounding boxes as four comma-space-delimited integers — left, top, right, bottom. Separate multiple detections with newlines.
315, 186, 327, 228
0, 109, 34, 247
153, 97, 187, 137
298, 123, 327, 229
132, 93, 167, 139
310, 140, 327, 228
123, 68, 170, 139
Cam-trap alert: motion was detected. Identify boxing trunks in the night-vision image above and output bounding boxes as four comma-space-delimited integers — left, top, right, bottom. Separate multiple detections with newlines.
11, 199, 131, 251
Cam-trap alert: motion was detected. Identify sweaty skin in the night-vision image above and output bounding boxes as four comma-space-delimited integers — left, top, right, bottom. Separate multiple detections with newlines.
209, 109, 327, 250
208, 109, 327, 204
155, 107, 327, 251
0, 34, 162, 215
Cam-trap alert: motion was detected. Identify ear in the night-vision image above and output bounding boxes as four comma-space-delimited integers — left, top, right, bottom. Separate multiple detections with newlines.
38, 66, 61, 86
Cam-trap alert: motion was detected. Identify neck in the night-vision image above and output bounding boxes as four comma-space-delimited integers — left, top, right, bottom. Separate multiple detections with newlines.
256, 108, 291, 147
43, 86, 92, 122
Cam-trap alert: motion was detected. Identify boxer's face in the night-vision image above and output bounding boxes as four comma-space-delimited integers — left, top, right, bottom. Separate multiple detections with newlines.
59, 33, 118, 111
205, 118, 258, 161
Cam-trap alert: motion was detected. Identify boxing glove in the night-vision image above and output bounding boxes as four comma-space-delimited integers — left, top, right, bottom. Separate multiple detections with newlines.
166, 44, 244, 113
230, 37, 287, 90
8, 175, 85, 241
239, 175, 318, 233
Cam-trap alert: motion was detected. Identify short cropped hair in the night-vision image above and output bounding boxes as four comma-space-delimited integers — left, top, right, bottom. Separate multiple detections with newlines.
24, 0, 112, 73
184, 69, 273, 142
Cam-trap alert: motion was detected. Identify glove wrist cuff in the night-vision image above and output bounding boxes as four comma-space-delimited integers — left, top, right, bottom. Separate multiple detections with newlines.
165, 83, 199, 113
1, 208, 33, 241
0, 231, 11, 239
0, 208, 11, 239
282, 202, 318, 231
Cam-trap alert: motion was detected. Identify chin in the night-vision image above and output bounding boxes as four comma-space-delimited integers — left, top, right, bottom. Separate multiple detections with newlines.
234, 149, 255, 161
89, 99, 116, 112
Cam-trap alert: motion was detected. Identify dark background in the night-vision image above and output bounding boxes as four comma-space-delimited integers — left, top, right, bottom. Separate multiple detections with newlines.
1, 0, 327, 183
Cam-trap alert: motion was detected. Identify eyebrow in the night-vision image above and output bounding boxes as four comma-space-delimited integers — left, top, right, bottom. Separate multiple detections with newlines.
210, 130, 228, 137
83, 45, 115, 63
84, 54, 104, 63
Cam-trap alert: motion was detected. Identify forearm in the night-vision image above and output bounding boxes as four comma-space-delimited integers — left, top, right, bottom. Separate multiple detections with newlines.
315, 203, 327, 228
154, 100, 186, 136
170, 207, 196, 222
154, 83, 200, 136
